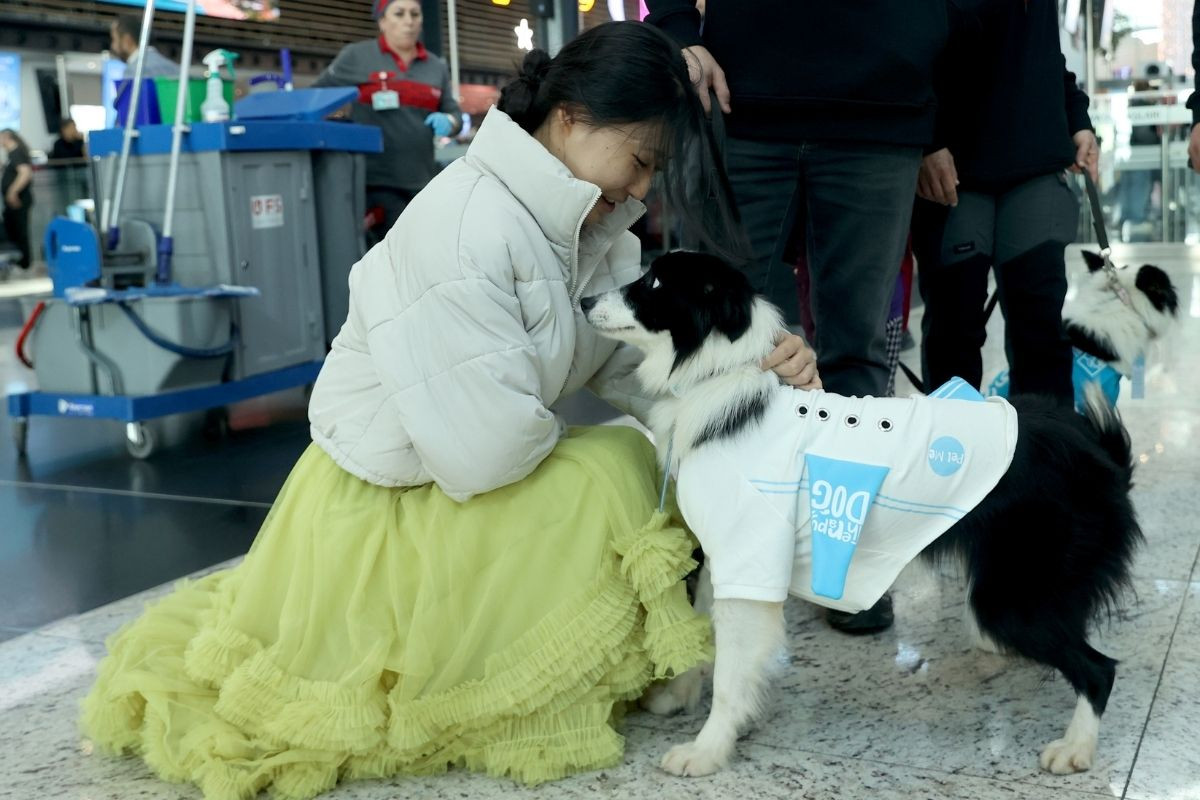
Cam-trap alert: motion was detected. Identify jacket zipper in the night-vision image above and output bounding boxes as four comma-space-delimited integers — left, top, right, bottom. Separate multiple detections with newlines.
567, 189, 601, 304
559, 191, 647, 399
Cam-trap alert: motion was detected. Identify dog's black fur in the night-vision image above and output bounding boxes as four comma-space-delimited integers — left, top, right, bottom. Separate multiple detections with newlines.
591, 251, 1144, 773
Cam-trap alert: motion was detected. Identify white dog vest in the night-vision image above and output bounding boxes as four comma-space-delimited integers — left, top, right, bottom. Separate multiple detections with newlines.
674, 378, 1019, 613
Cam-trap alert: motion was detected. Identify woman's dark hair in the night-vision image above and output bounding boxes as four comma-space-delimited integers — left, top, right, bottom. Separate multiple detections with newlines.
498, 22, 745, 262
0, 128, 30, 154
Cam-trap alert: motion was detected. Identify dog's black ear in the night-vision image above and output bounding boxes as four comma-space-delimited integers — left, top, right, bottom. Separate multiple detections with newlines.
712, 286, 753, 341
1081, 251, 1106, 273
1135, 265, 1179, 316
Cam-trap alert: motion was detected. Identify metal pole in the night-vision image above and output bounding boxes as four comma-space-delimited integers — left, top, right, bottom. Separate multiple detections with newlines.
1084, 0, 1095, 103
446, 0, 460, 98
163, 0, 196, 243
55, 54, 70, 125
104, 0, 156, 249
1161, 134, 1171, 242
158, 0, 197, 283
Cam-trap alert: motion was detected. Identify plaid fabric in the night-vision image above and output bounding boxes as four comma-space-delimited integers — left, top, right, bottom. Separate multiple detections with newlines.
884, 315, 905, 397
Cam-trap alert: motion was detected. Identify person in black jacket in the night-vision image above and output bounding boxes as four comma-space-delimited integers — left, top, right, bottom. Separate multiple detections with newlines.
50, 118, 86, 161
1, 128, 34, 271
647, 0, 961, 635
911, 0, 1097, 404
1188, 0, 1200, 170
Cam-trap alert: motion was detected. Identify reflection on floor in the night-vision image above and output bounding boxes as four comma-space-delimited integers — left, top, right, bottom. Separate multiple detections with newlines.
0, 244, 1196, 799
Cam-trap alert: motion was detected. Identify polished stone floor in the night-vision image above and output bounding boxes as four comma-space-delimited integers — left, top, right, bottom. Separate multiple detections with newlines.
0, 244, 1196, 799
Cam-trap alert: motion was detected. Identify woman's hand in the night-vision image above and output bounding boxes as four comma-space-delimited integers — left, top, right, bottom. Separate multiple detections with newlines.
762, 331, 821, 389
1069, 129, 1099, 183
682, 45, 731, 115
4, 191, 20, 210
917, 148, 959, 206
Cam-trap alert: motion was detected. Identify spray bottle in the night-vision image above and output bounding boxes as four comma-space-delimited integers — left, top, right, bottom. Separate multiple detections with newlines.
200, 49, 239, 122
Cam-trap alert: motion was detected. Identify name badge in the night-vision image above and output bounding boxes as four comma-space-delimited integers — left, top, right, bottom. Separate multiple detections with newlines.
372, 90, 400, 111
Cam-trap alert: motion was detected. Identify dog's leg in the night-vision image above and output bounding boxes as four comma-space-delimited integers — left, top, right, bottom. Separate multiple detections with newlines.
640, 563, 714, 716
1039, 644, 1116, 774
660, 597, 785, 777
962, 597, 1005, 655
1040, 695, 1103, 774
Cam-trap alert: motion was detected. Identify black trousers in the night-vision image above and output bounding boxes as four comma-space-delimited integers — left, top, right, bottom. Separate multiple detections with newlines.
2, 202, 31, 269
724, 137, 921, 398
910, 171, 1077, 403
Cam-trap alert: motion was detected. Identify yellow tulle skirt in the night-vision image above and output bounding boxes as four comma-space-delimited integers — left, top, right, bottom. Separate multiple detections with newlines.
80, 425, 711, 800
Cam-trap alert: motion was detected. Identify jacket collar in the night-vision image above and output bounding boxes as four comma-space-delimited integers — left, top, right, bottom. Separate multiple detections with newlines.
465, 107, 645, 249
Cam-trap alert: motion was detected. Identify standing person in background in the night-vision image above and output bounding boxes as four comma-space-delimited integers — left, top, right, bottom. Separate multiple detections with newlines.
1187, 0, 1200, 172
50, 118, 86, 161
646, 0, 960, 635
314, 0, 462, 243
911, 0, 1097, 405
109, 14, 180, 78
1, 129, 34, 272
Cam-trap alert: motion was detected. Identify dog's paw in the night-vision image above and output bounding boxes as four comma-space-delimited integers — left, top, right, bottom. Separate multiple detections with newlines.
1039, 737, 1095, 774
660, 741, 725, 777
639, 670, 704, 716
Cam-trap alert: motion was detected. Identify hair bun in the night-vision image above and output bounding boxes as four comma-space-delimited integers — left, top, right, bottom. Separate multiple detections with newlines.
518, 50, 552, 88
499, 49, 552, 130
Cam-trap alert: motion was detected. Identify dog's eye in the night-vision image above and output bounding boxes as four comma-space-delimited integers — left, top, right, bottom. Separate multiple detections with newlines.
651, 278, 661, 290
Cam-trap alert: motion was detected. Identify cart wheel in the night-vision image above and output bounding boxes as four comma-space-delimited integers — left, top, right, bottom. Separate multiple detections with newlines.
12, 418, 28, 457
125, 422, 156, 460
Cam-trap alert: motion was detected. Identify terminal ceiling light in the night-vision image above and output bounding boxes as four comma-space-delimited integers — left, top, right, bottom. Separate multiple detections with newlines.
578, 0, 595, 10
515, 18, 534, 51
490, 0, 511, 5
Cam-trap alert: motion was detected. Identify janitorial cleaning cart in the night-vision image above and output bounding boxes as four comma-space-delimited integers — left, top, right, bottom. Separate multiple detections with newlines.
7, 0, 380, 458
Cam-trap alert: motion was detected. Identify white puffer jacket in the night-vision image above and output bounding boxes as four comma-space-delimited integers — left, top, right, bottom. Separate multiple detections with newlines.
308, 107, 653, 501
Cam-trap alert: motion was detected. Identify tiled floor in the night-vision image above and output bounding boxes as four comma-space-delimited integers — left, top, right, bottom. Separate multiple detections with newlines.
0, 244, 1197, 799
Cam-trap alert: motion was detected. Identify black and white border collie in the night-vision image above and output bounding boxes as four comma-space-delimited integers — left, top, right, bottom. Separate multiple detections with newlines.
1064, 251, 1179, 383
581, 251, 1142, 778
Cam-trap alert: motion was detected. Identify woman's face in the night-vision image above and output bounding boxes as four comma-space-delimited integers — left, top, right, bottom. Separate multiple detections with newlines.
378, 0, 423, 53
0, 132, 13, 152
553, 110, 662, 225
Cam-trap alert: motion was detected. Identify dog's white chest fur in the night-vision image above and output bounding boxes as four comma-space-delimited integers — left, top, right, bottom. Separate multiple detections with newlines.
673, 386, 1019, 613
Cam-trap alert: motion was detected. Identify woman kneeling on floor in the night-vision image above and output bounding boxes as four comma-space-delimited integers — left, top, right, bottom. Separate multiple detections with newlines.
80, 21, 819, 800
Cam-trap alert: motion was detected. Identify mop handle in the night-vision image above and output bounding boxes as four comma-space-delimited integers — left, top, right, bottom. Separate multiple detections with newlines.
103, 0, 156, 249
158, 0, 198, 284
157, 0, 198, 283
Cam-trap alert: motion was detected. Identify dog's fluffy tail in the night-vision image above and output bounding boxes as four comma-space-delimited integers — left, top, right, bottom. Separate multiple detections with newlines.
1081, 382, 1133, 480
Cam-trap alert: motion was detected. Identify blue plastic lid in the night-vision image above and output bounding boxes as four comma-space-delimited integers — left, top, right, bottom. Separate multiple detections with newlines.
234, 87, 358, 121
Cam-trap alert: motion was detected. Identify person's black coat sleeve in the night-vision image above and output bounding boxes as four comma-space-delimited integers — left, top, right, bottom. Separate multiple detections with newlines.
1062, 57, 1093, 135
644, 0, 703, 48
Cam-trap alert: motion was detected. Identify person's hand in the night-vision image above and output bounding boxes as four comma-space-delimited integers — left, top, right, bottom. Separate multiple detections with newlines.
1069, 129, 1099, 183
917, 148, 958, 206
4, 191, 19, 210
1189, 124, 1200, 173
424, 112, 454, 138
762, 331, 821, 389
681, 45, 731, 115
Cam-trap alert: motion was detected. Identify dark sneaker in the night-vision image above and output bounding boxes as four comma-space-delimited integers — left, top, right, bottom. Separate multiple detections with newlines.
826, 593, 894, 635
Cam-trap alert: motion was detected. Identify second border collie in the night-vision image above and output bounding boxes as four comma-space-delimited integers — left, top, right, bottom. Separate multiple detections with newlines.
581, 251, 1141, 779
